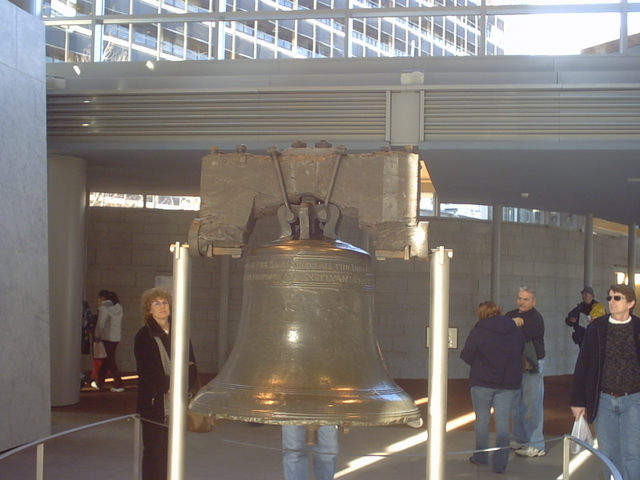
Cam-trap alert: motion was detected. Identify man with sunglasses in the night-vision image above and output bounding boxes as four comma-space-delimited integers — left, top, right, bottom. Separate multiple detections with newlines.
571, 284, 640, 480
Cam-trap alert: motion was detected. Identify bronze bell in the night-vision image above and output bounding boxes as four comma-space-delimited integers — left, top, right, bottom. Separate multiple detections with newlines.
190, 235, 421, 427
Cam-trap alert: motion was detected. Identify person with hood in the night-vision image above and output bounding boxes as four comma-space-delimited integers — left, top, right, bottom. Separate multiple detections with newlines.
93, 289, 125, 392
461, 301, 525, 474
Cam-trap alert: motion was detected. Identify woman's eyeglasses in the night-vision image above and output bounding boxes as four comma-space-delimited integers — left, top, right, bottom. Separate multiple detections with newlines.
151, 300, 170, 307
606, 295, 624, 302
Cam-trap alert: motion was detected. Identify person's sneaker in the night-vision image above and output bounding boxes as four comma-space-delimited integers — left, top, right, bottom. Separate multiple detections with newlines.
515, 445, 546, 457
110, 387, 125, 393
90, 381, 100, 390
510, 441, 525, 450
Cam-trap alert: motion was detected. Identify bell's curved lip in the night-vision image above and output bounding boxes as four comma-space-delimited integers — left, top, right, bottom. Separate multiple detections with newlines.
189, 382, 422, 428
186, 409, 423, 428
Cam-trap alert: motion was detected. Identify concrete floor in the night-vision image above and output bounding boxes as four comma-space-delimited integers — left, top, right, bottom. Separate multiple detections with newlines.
0, 376, 612, 480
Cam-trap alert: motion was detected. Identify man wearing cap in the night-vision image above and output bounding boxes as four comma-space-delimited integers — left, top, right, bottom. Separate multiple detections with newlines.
565, 287, 606, 346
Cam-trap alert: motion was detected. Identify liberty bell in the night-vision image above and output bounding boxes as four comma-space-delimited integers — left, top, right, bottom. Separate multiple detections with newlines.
190, 197, 421, 428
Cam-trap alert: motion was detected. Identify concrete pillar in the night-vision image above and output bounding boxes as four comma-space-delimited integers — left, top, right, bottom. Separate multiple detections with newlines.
584, 214, 593, 288
629, 223, 637, 289
48, 155, 87, 406
8, 0, 40, 15
491, 205, 502, 302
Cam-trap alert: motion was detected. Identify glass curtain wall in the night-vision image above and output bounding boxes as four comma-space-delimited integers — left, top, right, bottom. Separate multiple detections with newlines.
43, 0, 640, 62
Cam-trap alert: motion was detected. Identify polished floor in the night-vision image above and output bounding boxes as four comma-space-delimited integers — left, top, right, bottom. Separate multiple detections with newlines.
0, 375, 611, 479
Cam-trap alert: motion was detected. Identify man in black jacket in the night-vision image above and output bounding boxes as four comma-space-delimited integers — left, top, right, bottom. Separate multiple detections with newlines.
506, 286, 546, 458
564, 286, 605, 346
571, 284, 640, 480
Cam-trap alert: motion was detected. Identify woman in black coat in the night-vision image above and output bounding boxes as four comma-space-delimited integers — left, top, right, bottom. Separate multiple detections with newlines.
460, 301, 524, 474
134, 288, 197, 480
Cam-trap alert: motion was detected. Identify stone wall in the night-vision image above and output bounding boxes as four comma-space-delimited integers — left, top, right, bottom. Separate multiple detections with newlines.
85, 208, 633, 381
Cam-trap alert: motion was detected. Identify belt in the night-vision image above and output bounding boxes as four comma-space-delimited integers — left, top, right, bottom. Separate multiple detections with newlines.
602, 389, 640, 397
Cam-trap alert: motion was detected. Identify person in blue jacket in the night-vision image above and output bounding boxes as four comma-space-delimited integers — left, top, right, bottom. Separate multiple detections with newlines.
461, 301, 525, 474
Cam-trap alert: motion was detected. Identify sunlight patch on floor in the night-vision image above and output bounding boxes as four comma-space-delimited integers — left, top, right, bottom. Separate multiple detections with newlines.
335, 405, 476, 478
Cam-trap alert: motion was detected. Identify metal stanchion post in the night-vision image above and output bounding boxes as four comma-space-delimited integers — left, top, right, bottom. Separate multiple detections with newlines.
133, 416, 143, 480
427, 246, 452, 480
563, 436, 571, 480
36, 443, 44, 480
167, 242, 192, 480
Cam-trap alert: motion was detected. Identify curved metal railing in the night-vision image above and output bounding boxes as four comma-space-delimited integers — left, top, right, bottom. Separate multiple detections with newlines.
0, 417, 624, 480
562, 435, 622, 480
0, 414, 142, 480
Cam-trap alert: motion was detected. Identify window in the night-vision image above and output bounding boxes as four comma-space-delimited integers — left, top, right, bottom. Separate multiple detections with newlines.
43, 0, 640, 62
90, 193, 201, 210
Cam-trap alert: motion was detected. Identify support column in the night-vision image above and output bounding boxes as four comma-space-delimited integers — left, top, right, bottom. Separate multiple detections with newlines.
584, 214, 594, 288
491, 205, 502, 303
48, 155, 87, 406
629, 223, 637, 288
218, 255, 230, 372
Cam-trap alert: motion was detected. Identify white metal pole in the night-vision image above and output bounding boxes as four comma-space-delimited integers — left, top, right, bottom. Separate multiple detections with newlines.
133, 416, 143, 480
36, 443, 44, 480
167, 242, 192, 480
427, 246, 452, 480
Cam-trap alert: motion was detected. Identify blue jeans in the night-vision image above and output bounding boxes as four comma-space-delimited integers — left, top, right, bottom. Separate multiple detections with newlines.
471, 386, 517, 472
595, 391, 640, 480
512, 358, 545, 450
282, 425, 338, 480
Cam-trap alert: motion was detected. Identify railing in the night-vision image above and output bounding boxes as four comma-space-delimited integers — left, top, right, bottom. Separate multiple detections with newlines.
0, 415, 142, 480
562, 435, 622, 480
0, 418, 624, 480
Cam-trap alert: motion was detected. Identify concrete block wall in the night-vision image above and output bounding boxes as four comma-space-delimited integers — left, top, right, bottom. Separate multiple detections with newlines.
86, 209, 636, 381
86, 208, 222, 373
430, 218, 631, 379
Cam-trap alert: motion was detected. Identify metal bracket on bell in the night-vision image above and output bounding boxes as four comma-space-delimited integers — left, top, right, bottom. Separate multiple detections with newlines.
276, 201, 341, 240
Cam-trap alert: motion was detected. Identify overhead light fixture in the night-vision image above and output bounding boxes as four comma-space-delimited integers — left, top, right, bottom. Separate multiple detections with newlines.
73, 65, 81, 76
400, 70, 424, 85
146, 61, 155, 70
521, 192, 530, 198
627, 178, 640, 182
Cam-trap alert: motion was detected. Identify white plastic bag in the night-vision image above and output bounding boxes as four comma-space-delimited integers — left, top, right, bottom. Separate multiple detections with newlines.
570, 415, 594, 454
93, 341, 107, 359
